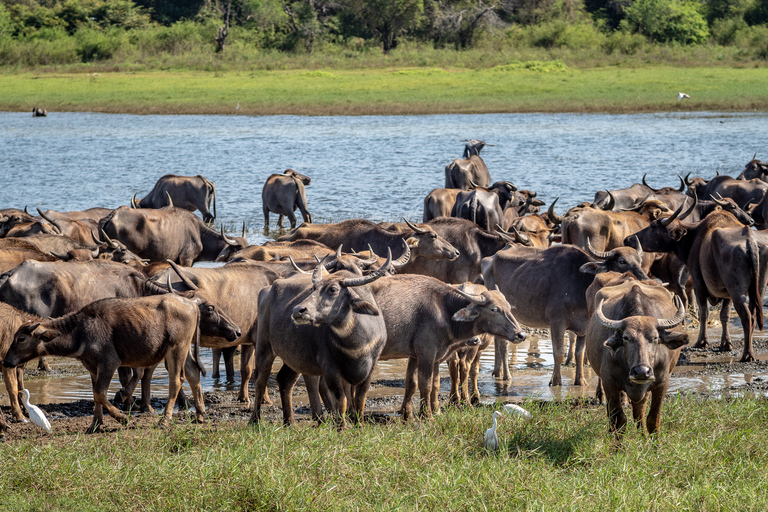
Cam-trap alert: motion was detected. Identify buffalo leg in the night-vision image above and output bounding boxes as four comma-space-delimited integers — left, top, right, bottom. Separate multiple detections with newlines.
159, 351, 185, 427
90, 367, 127, 433
138, 365, 156, 413
115, 367, 141, 409
276, 364, 301, 425
286, 212, 297, 230
573, 335, 586, 386
184, 357, 206, 423
238, 344, 264, 405
469, 349, 482, 405
2, 366, 24, 422
212, 346, 236, 382
631, 391, 649, 432
303, 375, 325, 422
399, 357, 418, 421
646, 384, 668, 435
693, 284, 710, 348
549, 324, 566, 386
719, 298, 734, 353
492, 337, 511, 380
731, 294, 756, 361
417, 358, 436, 418
448, 353, 460, 404
350, 374, 373, 425
249, 343, 275, 424
263, 205, 271, 230
603, 379, 627, 434
87, 372, 104, 434
564, 331, 576, 366
323, 374, 348, 429
429, 362, 441, 415
277, 214, 285, 228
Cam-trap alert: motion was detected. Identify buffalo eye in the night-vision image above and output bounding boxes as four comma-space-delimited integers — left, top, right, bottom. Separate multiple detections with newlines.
16, 335, 26, 344
206, 305, 215, 312
619, 258, 627, 265
431, 234, 437, 240
329, 285, 340, 295
491, 306, 500, 313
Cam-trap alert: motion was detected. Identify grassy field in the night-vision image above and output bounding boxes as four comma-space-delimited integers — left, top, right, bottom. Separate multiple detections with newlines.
3, 64, 768, 115
2, 396, 768, 511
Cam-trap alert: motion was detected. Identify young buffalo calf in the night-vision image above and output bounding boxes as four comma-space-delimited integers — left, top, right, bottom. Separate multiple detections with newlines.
2, 291, 240, 433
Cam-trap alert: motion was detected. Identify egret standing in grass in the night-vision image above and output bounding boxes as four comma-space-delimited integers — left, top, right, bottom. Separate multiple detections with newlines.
21, 389, 51, 434
484, 411, 505, 452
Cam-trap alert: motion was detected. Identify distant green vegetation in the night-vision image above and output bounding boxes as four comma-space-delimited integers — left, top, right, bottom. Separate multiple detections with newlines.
2, 396, 768, 510
1, 0, 768, 72
2, 65, 768, 115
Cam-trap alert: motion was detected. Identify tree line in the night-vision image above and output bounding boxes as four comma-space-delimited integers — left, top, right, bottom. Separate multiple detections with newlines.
1, 0, 767, 65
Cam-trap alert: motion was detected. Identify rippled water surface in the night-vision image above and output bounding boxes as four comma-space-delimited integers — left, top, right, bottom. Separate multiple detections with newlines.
2, 110, 768, 406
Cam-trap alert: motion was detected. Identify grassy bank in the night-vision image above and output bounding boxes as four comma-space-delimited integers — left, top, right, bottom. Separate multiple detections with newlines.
3, 64, 768, 115
2, 396, 768, 511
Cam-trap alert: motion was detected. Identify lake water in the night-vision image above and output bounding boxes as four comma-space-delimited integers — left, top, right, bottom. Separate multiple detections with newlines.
2, 110, 767, 407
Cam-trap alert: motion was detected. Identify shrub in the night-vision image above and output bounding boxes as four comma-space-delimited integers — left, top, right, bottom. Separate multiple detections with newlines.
624, 0, 709, 44
733, 23, 768, 57
76, 27, 126, 61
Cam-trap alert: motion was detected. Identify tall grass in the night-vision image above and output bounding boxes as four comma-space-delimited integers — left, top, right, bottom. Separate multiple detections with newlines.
1, 396, 767, 510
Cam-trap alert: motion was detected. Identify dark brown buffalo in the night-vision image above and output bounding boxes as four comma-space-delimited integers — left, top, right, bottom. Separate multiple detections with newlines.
445, 155, 491, 190
462, 139, 492, 158
36, 208, 98, 246
99, 206, 246, 265
482, 243, 648, 386
0, 303, 37, 423
3, 292, 239, 433
224, 239, 335, 262
38, 207, 112, 224
250, 259, 390, 426
0, 233, 96, 256
585, 272, 688, 434
452, 188, 504, 232
0, 214, 59, 238
593, 174, 687, 211
686, 174, 768, 208
278, 218, 460, 263
370, 276, 525, 419
133, 174, 217, 223
423, 188, 464, 222
627, 199, 768, 362
737, 157, 768, 182
508, 214, 553, 247
262, 169, 312, 230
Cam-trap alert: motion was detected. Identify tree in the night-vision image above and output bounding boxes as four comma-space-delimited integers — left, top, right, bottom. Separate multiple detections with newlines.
623, 0, 709, 44
343, 0, 424, 52
431, 0, 499, 49
214, 0, 232, 51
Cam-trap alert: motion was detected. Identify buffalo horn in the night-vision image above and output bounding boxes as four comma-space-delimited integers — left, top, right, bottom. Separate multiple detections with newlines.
24, 206, 29, 215
511, 226, 532, 246
642, 173, 661, 193
633, 236, 643, 259
495, 225, 516, 244
595, 298, 625, 331
754, 152, 758, 161
656, 296, 686, 329
50, 251, 70, 261
684, 172, 692, 186
36, 208, 61, 234
340, 249, 391, 287
288, 255, 311, 275
357, 244, 379, 265
710, 193, 729, 207
660, 195, 697, 226
100, 229, 118, 249
314, 254, 322, 263
220, 226, 239, 247
166, 273, 180, 296
167, 260, 199, 290
131, 194, 138, 209
336, 245, 343, 259
468, 179, 479, 189
547, 198, 563, 225
312, 256, 329, 286
453, 286, 489, 306
604, 191, 616, 211
676, 175, 685, 192
242, 222, 247, 240
91, 247, 100, 259
392, 239, 411, 267
403, 217, 427, 235
165, 191, 173, 207
586, 237, 615, 260
530, 191, 537, 198
91, 229, 103, 247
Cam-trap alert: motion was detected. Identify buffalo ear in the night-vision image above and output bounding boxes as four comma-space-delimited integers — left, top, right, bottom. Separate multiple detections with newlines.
661, 331, 689, 350
579, 261, 605, 274
670, 226, 687, 241
603, 334, 622, 353
405, 237, 420, 248
350, 299, 379, 316
452, 306, 480, 322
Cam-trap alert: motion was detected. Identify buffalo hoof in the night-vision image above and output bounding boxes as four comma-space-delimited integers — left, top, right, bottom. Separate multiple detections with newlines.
741, 353, 756, 363
86, 421, 103, 434
37, 358, 51, 371
718, 342, 733, 352
693, 340, 708, 349
157, 416, 172, 428
549, 378, 562, 387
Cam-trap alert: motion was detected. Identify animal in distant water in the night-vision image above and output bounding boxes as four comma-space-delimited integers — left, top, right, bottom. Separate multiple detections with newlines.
677, 93, 690, 102
262, 169, 312, 230
484, 410, 505, 452
32, 107, 47, 117
21, 389, 51, 434
132, 174, 217, 224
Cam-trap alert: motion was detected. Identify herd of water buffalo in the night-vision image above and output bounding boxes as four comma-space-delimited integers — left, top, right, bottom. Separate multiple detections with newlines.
1, 139, 767, 437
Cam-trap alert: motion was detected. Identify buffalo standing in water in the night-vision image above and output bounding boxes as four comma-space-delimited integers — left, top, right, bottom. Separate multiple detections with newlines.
262, 169, 312, 230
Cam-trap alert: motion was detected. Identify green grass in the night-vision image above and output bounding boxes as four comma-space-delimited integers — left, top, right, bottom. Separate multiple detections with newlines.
2, 64, 768, 115
2, 396, 768, 511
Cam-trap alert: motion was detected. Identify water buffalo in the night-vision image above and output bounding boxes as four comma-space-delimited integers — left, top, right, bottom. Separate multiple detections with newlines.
32, 107, 47, 117
0, 214, 59, 238
250, 258, 390, 426
627, 197, 768, 362
262, 169, 312, 230
593, 174, 687, 211
0, 303, 37, 423
685, 174, 768, 208
585, 272, 688, 434
225, 239, 336, 262
452, 181, 518, 232
508, 214, 553, 247
423, 188, 465, 222
36, 208, 97, 246
99, 206, 246, 265
482, 242, 649, 386
279, 218, 460, 263
0, 247, 58, 273
462, 139, 492, 158
370, 276, 526, 419
132, 174, 217, 223
3, 291, 240, 433
737, 157, 768, 182
445, 155, 491, 190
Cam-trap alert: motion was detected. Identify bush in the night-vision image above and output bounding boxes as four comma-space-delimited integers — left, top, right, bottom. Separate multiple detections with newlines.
76, 27, 126, 61
733, 23, 768, 57
603, 28, 647, 53
514, 20, 607, 49
710, 16, 747, 44
624, 0, 709, 44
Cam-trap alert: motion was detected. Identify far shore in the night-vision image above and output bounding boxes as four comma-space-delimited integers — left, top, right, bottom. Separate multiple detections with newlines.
2, 66, 768, 116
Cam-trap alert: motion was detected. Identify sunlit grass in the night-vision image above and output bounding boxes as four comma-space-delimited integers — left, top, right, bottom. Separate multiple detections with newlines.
2, 66, 768, 115
2, 396, 768, 511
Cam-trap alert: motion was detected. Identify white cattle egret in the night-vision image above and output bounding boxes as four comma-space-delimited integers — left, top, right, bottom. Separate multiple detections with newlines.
503, 403, 532, 419
484, 410, 505, 452
677, 93, 690, 102
22, 389, 51, 434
